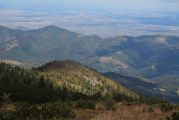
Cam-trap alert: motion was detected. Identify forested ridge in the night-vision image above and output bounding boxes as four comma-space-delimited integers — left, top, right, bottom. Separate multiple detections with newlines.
0, 62, 178, 120
0, 62, 138, 120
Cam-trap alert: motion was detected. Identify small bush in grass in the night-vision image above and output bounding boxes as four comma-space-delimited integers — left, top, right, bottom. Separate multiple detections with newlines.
105, 99, 115, 110
76, 100, 96, 109
17, 105, 40, 120
41, 102, 76, 119
160, 103, 173, 112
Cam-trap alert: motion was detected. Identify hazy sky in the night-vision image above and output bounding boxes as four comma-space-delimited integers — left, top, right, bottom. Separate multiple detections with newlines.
1, 0, 179, 13
1, 0, 179, 36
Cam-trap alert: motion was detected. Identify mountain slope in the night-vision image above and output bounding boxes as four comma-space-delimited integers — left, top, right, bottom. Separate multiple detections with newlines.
0, 61, 139, 103
0, 25, 101, 63
104, 72, 157, 93
37, 60, 139, 99
104, 72, 179, 103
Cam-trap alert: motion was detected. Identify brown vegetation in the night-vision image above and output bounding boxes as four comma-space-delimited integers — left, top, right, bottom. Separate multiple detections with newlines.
77, 103, 175, 120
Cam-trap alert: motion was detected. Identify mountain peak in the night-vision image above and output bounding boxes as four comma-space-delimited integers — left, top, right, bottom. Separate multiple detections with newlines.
43, 25, 60, 29
37, 60, 84, 72
39, 25, 65, 31
36, 25, 78, 36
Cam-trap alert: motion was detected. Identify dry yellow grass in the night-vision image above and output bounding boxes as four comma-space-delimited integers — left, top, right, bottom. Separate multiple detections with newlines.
76, 103, 174, 120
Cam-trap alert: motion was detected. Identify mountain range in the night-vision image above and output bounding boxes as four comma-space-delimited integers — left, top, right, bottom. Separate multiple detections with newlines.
0, 25, 179, 102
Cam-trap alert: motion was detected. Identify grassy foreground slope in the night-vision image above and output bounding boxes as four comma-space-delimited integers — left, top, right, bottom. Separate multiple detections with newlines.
0, 62, 178, 120
0, 61, 138, 120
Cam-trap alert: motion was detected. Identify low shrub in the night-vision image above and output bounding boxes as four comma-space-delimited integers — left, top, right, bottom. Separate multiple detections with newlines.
105, 99, 115, 110
160, 103, 173, 112
41, 102, 76, 119
76, 100, 96, 109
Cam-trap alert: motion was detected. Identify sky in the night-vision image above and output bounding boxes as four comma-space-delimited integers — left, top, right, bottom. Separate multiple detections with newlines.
0, 0, 179, 36
0, 0, 179, 13
1, 0, 179, 13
